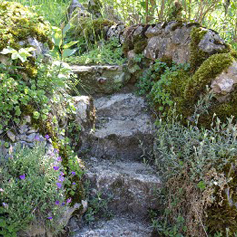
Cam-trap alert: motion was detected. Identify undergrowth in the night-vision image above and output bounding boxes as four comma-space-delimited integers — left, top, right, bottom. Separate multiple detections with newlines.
153, 93, 237, 236
65, 38, 126, 65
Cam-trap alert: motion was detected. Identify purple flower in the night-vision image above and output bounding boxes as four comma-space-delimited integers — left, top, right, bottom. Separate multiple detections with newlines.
34, 135, 40, 141
53, 166, 59, 171
72, 182, 76, 185
55, 201, 60, 205
60, 172, 64, 176
0, 188, 4, 192
61, 202, 65, 206
47, 217, 53, 219
54, 149, 59, 153
2, 202, 8, 208
56, 156, 62, 162
45, 134, 50, 140
19, 174, 26, 180
71, 171, 76, 176
58, 176, 65, 182
66, 198, 72, 204
56, 182, 62, 189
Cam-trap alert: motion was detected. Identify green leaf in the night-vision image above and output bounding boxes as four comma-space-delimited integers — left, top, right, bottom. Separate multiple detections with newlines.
63, 40, 78, 49
62, 23, 71, 36
62, 48, 77, 58
33, 111, 40, 120
197, 181, 206, 191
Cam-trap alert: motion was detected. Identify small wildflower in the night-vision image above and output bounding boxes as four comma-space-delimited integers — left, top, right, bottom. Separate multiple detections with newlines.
56, 182, 62, 189
19, 174, 26, 180
47, 216, 53, 220
60, 172, 64, 176
72, 182, 76, 185
45, 134, 50, 140
66, 198, 72, 204
58, 176, 65, 182
61, 202, 65, 206
71, 171, 76, 176
53, 166, 59, 171
0, 188, 4, 192
54, 148, 59, 153
34, 135, 40, 141
55, 201, 60, 205
2, 202, 8, 208
57, 156, 62, 162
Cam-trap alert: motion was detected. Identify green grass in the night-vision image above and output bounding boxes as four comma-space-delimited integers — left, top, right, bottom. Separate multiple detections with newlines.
6, 0, 70, 26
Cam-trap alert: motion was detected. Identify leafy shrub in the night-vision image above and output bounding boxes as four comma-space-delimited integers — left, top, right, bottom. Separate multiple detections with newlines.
0, 142, 74, 236
0, 59, 74, 132
153, 100, 237, 236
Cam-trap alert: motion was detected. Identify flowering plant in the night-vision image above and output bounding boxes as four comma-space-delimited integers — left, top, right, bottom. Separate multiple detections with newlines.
0, 142, 73, 236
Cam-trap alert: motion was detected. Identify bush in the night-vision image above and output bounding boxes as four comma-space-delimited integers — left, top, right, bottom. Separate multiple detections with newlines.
153, 102, 237, 236
0, 142, 74, 236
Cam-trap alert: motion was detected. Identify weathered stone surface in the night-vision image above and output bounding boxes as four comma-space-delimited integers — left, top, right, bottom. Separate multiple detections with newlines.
71, 65, 131, 95
85, 158, 161, 218
142, 22, 228, 64
198, 30, 226, 54
106, 23, 125, 41
73, 96, 95, 132
211, 61, 237, 101
144, 23, 192, 63
73, 216, 153, 237
80, 93, 154, 160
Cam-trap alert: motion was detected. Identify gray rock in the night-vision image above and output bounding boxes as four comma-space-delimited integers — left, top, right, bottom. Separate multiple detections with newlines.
85, 159, 161, 218
106, 24, 125, 41
198, 30, 226, 54
80, 93, 154, 160
73, 216, 153, 237
73, 96, 95, 132
7, 131, 16, 142
145, 23, 163, 38
71, 65, 131, 95
211, 61, 237, 102
19, 124, 29, 134
144, 25, 192, 64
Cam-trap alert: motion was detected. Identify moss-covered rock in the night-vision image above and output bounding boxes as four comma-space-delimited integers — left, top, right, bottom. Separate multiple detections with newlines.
69, 15, 114, 48
185, 52, 235, 102
0, 2, 52, 51
0, 1, 53, 78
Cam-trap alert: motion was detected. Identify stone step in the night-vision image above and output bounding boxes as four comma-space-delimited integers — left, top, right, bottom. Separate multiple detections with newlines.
72, 216, 153, 237
84, 158, 161, 219
79, 93, 154, 160
71, 65, 131, 95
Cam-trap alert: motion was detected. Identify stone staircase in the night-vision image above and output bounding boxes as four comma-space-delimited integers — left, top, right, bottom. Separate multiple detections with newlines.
70, 65, 161, 237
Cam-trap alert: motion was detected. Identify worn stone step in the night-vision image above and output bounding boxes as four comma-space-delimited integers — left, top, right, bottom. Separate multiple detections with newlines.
72, 216, 153, 237
71, 65, 131, 95
84, 158, 161, 219
79, 93, 154, 160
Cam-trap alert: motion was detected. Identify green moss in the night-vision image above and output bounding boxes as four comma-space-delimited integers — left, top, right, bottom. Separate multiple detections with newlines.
134, 37, 147, 54
190, 27, 209, 71
88, 0, 102, 17
0, 1, 53, 79
0, 2, 52, 51
185, 52, 234, 103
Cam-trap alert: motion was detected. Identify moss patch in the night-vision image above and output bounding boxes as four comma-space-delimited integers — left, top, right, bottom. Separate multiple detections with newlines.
185, 52, 235, 103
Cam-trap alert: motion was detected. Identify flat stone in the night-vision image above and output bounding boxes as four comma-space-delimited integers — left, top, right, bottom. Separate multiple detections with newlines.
80, 93, 154, 160
211, 61, 237, 101
71, 65, 131, 95
73, 216, 153, 237
7, 131, 16, 142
